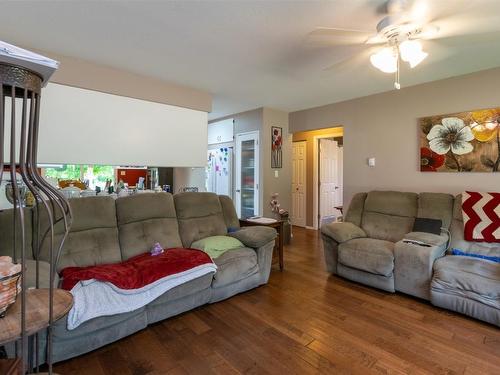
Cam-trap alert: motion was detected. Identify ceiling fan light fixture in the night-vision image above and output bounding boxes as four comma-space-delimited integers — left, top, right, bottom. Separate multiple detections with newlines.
399, 39, 428, 67
370, 47, 398, 73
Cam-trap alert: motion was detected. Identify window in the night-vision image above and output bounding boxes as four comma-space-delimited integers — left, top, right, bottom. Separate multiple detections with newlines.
43, 164, 115, 190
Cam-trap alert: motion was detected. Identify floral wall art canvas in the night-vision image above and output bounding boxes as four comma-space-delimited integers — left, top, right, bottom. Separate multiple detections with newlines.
271, 126, 283, 168
419, 108, 500, 172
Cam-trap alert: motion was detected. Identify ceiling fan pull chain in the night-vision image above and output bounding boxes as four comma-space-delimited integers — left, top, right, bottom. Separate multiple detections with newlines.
394, 49, 401, 90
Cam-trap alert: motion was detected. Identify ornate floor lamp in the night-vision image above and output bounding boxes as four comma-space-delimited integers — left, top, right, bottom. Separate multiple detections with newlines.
0, 42, 73, 374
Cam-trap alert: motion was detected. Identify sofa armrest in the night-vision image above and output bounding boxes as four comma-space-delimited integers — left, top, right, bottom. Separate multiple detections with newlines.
320, 222, 366, 274
229, 227, 276, 285
403, 232, 449, 247
25, 259, 60, 289
394, 232, 448, 300
229, 226, 277, 249
321, 222, 366, 244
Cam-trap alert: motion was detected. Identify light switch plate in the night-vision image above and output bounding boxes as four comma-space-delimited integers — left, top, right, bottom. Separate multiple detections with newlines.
274, 170, 279, 178
368, 157, 376, 167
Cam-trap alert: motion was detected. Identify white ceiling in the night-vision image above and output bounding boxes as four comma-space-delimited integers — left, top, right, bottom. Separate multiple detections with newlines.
1, 0, 500, 120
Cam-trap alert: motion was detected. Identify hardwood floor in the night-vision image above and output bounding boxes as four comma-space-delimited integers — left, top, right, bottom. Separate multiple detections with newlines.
55, 227, 500, 375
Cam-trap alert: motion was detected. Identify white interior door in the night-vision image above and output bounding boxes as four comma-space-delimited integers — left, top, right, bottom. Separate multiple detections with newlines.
291, 141, 306, 227
319, 139, 341, 223
235, 131, 259, 218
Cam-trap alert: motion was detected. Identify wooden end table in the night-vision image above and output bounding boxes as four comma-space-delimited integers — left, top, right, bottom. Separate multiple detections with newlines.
0, 288, 73, 374
239, 219, 284, 271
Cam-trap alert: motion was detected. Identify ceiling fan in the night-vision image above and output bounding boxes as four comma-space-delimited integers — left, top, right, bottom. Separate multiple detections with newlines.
309, 0, 441, 89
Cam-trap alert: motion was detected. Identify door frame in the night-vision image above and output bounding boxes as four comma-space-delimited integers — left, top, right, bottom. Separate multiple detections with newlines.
235, 130, 260, 218
312, 129, 343, 229
291, 140, 307, 227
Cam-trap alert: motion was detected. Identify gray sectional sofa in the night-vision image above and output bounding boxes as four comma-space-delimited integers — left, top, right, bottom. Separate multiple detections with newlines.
0, 192, 277, 362
321, 191, 499, 327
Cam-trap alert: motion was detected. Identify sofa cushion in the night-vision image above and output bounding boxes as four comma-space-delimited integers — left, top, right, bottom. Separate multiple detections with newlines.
361, 212, 414, 243
38, 197, 122, 273
451, 249, 500, 263
219, 195, 240, 230
417, 193, 454, 229
229, 226, 277, 248
191, 235, 245, 259
115, 193, 182, 260
212, 247, 259, 288
450, 218, 500, 257
453, 194, 463, 221
364, 191, 418, 217
25, 259, 59, 289
432, 256, 500, 309
361, 191, 417, 243
174, 192, 228, 247
344, 193, 367, 227
321, 222, 366, 244
0, 207, 33, 259
338, 238, 395, 277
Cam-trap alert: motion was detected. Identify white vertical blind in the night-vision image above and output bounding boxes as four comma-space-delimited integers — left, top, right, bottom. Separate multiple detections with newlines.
36, 83, 208, 167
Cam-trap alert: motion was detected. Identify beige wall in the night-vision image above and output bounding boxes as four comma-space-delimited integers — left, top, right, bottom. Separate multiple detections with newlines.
262, 108, 292, 219
37, 49, 212, 113
289, 67, 500, 209
292, 127, 343, 227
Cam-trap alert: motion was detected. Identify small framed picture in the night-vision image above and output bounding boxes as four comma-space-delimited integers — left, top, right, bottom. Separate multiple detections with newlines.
271, 126, 282, 168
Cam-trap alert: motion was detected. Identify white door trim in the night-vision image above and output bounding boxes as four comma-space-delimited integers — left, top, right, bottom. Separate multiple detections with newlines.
291, 140, 307, 227
312, 130, 343, 230
235, 130, 260, 218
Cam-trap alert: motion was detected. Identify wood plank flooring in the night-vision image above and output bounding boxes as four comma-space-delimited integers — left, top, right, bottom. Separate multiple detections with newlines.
55, 227, 500, 375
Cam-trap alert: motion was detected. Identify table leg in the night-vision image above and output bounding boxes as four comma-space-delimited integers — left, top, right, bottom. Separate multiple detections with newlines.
279, 222, 284, 271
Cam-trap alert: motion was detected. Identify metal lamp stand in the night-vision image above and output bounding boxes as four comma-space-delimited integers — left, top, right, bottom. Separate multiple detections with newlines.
0, 45, 72, 374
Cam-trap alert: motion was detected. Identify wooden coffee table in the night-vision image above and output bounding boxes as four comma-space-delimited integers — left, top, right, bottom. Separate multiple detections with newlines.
239, 219, 285, 271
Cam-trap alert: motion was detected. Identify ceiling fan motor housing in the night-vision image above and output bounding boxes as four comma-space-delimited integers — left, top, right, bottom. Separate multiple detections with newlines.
376, 15, 419, 44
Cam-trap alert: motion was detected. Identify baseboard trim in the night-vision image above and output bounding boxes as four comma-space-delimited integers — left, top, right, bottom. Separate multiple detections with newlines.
305, 226, 317, 230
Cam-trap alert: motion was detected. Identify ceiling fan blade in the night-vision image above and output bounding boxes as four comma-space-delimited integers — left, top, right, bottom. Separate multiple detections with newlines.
323, 46, 380, 71
310, 27, 373, 36
429, 30, 500, 47
307, 27, 374, 46
423, 1, 500, 40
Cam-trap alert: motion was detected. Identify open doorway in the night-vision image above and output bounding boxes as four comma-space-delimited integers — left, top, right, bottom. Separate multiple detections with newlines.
316, 137, 343, 229
291, 127, 343, 229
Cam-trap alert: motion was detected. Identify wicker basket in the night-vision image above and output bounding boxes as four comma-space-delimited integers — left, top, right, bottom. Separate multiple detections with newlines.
0, 271, 22, 318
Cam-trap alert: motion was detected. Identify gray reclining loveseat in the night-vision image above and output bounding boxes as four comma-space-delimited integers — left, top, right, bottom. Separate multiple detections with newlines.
321, 190, 499, 326
0, 192, 277, 362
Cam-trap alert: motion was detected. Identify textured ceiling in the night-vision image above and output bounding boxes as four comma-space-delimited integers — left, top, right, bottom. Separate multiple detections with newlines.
1, 0, 500, 119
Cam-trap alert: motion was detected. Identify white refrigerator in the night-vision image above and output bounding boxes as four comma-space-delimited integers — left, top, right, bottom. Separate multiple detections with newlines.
206, 147, 233, 198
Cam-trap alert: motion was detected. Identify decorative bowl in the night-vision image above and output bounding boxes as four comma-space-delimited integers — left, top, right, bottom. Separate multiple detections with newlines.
0, 271, 22, 318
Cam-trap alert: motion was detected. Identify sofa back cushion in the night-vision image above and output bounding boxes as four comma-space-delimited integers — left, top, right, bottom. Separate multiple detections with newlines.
39, 196, 122, 273
450, 194, 500, 257
219, 195, 240, 229
417, 193, 454, 229
0, 207, 33, 259
361, 191, 417, 242
116, 193, 182, 260
174, 192, 227, 247
344, 193, 367, 227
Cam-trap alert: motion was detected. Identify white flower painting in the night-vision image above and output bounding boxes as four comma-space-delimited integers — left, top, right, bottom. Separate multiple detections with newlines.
420, 109, 500, 172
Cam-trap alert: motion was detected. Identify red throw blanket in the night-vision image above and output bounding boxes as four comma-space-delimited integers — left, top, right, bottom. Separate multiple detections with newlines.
61, 248, 213, 291
462, 191, 500, 243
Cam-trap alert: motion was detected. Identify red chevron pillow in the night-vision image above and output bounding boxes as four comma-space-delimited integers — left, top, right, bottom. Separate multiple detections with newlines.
462, 192, 500, 243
